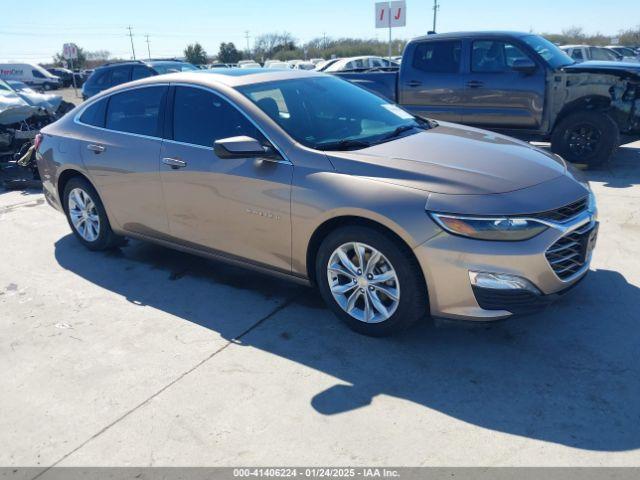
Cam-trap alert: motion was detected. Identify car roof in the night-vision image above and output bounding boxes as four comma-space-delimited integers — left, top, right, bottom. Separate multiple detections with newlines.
410, 31, 531, 42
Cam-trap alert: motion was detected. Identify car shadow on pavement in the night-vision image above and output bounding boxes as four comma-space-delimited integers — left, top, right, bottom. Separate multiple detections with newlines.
54, 235, 640, 453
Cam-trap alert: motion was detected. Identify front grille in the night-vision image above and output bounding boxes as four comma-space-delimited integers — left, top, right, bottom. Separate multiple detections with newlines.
529, 197, 588, 223
545, 223, 598, 280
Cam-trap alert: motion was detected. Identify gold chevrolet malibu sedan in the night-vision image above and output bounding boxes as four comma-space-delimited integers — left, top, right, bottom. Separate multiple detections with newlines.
35, 69, 598, 336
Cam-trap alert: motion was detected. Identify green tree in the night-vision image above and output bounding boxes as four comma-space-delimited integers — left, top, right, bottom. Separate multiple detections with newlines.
218, 42, 241, 63
184, 42, 208, 65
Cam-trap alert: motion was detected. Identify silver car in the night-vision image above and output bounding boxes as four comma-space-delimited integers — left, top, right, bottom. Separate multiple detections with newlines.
35, 69, 598, 336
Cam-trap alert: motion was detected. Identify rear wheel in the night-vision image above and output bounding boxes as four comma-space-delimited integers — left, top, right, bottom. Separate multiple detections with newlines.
551, 110, 619, 169
63, 177, 124, 251
315, 226, 427, 336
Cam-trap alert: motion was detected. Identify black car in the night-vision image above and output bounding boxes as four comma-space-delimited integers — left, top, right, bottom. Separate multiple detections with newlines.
47, 68, 74, 88
81, 60, 198, 99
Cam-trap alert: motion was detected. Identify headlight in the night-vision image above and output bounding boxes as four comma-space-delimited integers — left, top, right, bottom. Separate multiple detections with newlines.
430, 213, 548, 241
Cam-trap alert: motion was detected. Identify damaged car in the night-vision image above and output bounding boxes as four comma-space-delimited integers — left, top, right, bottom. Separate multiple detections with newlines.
1, 79, 75, 189
336, 32, 640, 168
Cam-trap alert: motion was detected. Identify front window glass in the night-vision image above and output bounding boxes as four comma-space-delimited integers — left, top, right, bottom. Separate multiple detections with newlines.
105, 86, 166, 136
172, 86, 262, 147
472, 41, 530, 72
591, 47, 617, 61
32, 70, 45, 78
237, 76, 432, 150
571, 49, 584, 60
521, 35, 574, 68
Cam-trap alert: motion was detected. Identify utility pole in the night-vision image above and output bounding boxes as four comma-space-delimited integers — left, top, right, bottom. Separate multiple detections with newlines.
127, 25, 136, 60
432, 0, 440, 32
244, 30, 251, 55
322, 31, 327, 50
145, 34, 151, 60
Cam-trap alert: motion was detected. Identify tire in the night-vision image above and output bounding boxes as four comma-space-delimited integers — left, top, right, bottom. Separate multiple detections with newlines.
551, 110, 619, 169
62, 177, 125, 251
315, 226, 427, 337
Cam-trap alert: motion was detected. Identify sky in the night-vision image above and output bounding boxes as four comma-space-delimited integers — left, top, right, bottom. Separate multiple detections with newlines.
1, 0, 638, 63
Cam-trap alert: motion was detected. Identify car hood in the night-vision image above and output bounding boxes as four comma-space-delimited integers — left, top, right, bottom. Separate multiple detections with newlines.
325, 122, 566, 195
562, 60, 640, 79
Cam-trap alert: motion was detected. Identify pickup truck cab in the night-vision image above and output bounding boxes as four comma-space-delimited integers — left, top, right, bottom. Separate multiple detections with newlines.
338, 32, 640, 168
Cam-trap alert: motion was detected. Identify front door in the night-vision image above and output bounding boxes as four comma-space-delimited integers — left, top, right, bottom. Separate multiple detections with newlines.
159, 86, 293, 271
461, 39, 545, 129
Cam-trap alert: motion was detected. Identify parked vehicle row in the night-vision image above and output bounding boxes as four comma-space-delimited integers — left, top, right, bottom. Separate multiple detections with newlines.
36, 69, 597, 336
336, 31, 640, 168
560, 44, 640, 63
0, 63, 62, 90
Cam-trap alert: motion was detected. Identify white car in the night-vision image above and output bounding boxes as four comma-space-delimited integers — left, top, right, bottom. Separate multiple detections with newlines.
560, 45, 620, 63
265, 61, 289, 69
0, 63, 62, 90
238, 62, 262, 69
324, 56, 398, 72
292, 61, 316, 70
605, 46, 640, 63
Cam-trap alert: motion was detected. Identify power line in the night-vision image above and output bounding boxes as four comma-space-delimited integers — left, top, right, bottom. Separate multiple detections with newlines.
127, 25, 136, 60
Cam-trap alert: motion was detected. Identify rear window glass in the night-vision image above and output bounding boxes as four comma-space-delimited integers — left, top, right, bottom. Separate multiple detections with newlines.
79, 99, 107, 127
105, 86, 166, 137
412, 41, 461, 73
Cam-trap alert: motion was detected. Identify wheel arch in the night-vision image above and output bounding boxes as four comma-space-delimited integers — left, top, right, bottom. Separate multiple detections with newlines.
552, 95, 614, 131
305, 215, 426, 290
56, 168, 96, 212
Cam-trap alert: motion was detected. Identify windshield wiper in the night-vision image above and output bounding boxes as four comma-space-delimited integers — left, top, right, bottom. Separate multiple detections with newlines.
381, 124, 421, 141
316, 138, 372, 151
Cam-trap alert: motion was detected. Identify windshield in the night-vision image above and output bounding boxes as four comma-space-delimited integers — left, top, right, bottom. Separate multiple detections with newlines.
237, 76, 431, 150
151, 62, 199, 74
521, 35, 575, 68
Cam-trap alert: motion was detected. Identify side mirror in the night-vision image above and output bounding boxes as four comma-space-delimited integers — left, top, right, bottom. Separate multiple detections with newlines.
214, 136, 279, 160
511, 58, 537, 74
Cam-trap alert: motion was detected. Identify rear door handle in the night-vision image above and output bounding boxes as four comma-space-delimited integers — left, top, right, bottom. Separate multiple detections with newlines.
87, 144, 105, 153
407, 80, 422, 87
162, 157, 187, 169
466, 80, 484, 88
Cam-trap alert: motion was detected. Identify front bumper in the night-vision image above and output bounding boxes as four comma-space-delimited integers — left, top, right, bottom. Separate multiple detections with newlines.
414, 209, 598, 321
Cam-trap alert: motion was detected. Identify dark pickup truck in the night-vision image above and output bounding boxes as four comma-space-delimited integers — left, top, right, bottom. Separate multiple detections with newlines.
337, 31, 640, 168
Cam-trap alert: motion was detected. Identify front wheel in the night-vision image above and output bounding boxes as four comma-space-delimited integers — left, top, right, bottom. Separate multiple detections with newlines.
315, 226, 428, 336
551, 111, 619, 169
63, 177, 124, 251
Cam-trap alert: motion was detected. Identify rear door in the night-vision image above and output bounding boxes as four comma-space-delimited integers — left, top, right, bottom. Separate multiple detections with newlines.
399, 40, 464, 122
461, 38, 545, 129
78, 85, 169, 235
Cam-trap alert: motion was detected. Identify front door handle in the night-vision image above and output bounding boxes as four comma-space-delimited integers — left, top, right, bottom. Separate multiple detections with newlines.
87, 144, 105, 154
407, 80, 422, 87
162, 157, 187, 169
466, 80, 484, 88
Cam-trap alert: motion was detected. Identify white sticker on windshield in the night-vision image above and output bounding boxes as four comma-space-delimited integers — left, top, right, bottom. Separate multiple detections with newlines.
381, 103, 414, 120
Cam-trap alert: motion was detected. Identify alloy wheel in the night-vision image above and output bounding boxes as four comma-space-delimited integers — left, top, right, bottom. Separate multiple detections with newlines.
68, 187, 100, 242
327, 242, 400, 324
567, 123, 601, 157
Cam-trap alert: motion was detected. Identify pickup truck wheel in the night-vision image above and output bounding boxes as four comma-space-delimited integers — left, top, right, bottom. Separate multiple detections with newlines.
316, 226, 427, 337
551, 111, 619, 169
